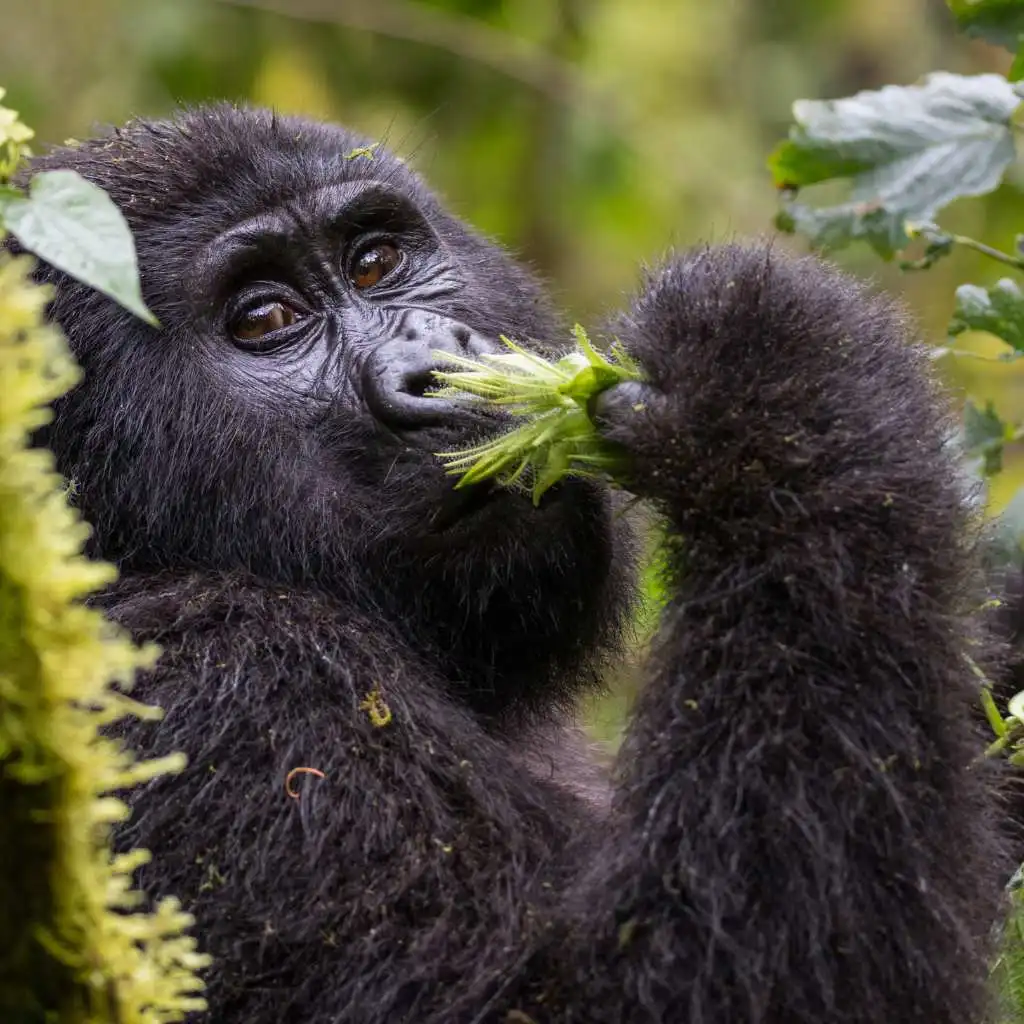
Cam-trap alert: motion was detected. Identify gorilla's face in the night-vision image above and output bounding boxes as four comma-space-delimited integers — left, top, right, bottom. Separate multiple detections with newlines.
167, 163, 583, 551
29, 107, 626, 700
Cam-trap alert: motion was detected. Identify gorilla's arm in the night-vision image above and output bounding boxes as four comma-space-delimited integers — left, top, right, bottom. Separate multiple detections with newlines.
549, 245, 1006, 1023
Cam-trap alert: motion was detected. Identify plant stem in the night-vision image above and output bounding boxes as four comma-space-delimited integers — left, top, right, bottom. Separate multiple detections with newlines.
949, 233, 1024, 272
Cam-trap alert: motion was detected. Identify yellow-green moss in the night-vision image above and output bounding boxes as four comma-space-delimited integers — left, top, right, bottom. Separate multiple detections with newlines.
0, 251, 208, 1022
0, 87, 33, 182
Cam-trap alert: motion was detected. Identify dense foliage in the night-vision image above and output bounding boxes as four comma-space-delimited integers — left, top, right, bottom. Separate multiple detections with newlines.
771, 2, 1024, 501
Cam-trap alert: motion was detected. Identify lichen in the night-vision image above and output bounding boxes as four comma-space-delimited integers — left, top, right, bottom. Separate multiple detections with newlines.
0, 251, 208, 1022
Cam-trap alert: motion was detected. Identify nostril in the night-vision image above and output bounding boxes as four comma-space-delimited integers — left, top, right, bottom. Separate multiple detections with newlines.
363, 320, 501, 433
363, 348, 456, 431
401, 365, 437, 400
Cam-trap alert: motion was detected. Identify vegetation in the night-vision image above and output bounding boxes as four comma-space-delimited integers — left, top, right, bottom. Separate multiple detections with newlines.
768, 0, 1024, 725
432, 327, 643, 503
0, 92, 206, 1023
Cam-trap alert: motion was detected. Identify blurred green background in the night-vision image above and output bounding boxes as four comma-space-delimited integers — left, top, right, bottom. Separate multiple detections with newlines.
5, 0, 1024, 740
0, 0, 1016, 323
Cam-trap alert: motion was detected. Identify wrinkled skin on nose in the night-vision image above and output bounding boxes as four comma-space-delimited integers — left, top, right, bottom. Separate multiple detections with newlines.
362, 311, 499, 431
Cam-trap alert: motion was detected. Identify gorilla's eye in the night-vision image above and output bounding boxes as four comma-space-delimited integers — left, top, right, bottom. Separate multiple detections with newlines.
350, 242, 403, 290
230, 301, 300, 344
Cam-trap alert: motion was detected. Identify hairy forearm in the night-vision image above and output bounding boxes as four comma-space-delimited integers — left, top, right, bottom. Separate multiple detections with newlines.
572, 244, 1006, 1023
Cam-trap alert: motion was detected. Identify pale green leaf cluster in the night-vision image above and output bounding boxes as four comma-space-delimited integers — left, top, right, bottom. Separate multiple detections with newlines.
767, 6, 1024, 544
431, 325, 644, 504
0, 251, 208, 1019
0, 93, 155, 325
770, 72, 1024, 259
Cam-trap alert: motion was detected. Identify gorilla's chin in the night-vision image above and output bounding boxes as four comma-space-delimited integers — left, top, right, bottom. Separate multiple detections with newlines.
365, 474, 626, 717
410, 474, 610, 553
427, 479, 502, 533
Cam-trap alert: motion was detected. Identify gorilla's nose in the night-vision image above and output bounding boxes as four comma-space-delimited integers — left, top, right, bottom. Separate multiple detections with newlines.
362, 312, 497, 431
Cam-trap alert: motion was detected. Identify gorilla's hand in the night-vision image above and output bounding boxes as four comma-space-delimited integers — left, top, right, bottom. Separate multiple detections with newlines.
586, 245, 795, 512
589, 243, 942, 541
587, 378, 667, 505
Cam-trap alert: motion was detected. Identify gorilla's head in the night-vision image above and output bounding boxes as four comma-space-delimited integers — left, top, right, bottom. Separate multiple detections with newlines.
22, 105, 632, 715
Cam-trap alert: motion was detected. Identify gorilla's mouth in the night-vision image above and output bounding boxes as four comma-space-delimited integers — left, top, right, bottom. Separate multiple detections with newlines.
428, 479, 501, 532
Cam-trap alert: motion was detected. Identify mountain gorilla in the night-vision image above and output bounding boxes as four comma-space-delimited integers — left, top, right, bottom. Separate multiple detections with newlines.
14, 105, 1009, 1023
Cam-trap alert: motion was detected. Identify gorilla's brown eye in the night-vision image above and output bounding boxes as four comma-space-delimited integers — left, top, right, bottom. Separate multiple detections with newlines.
230, 301, 299, 343
350, 242, 402, 290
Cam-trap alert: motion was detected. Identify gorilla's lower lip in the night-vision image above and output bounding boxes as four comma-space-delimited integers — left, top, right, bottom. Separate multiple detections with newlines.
428, 480, 501, 532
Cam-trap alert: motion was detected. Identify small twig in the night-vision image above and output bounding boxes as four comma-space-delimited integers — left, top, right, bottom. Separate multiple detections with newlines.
907, 223, 1024, 273
948, 233, 1024, 272
285, 766, 326, 799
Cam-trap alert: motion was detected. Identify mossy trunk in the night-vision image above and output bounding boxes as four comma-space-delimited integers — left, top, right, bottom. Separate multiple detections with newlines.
0, 250, 207, 1023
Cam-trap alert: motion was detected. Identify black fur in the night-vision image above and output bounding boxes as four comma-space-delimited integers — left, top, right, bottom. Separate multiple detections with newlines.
11, 106, 1010, 1022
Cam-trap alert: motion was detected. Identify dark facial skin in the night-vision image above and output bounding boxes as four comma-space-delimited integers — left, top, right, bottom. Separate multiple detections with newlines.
23, 107, 626, 717
187, 178, 502, 520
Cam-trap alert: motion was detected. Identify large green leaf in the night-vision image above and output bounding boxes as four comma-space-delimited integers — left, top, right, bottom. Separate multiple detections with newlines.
0, 169, 156, 325
770, 73, 1024, 257
947, 0, 1024, 50
950, 278, 1024, 352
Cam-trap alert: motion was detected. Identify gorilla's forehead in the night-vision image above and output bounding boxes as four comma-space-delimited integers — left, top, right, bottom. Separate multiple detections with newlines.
34, 104, 430, 238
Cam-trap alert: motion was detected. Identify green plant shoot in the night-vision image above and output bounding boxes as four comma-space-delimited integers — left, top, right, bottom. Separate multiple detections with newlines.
430, 324, 644, 505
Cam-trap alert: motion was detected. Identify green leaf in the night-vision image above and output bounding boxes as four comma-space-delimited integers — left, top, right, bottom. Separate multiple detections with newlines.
560, 364, 622, 403
0, 170, 156, 325
950, 278, 1024, 351
983, 684, 1010, 736
767, 147, 874, 191
770, 73, 1024, 255
775, 201, 909, 260
947, 0, 1024, 50
964, 397, 1008, 475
